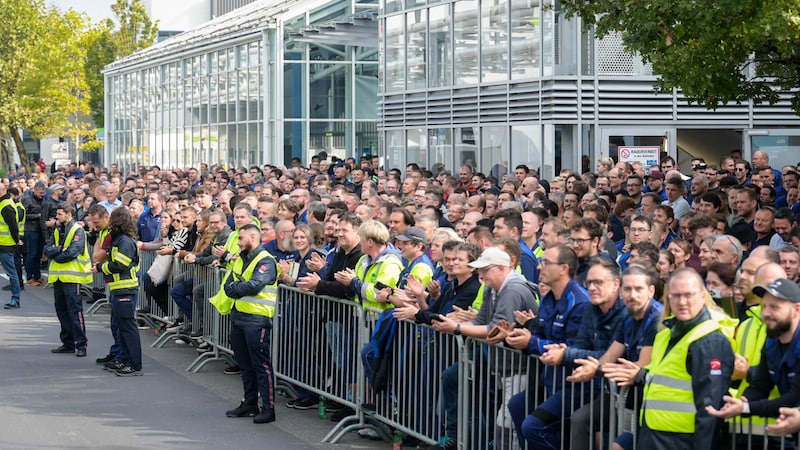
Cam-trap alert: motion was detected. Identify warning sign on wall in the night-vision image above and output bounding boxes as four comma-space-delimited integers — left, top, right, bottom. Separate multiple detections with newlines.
618, 146, 660, 173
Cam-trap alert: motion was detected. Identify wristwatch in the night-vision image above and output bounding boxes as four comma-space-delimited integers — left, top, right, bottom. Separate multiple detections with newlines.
454, 324, 461, 335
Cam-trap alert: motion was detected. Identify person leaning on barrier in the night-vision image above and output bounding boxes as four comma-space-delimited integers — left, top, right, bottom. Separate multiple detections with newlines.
296, 214, 363, 298
393, 241, 482, 324
428, 246, 540, 450
707, 277, 800, 446
568, 265, 664, 450
211, 224, 279, 424
604, 267, 734, 450
45, 203, 92, 356
93, 207, 142, 377
333, 219, 403, 311
505, 244, 592, 449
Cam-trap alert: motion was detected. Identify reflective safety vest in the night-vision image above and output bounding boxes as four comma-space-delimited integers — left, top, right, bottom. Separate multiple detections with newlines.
729, 306, 778, 433
641, 319, 721, 433
0, 198, 16, 246
210, 250, 279, 318
354, 251, 403, 310
224, 229, 241, 262
48, 223, 92, 284
15, 201, 25, 238
101, 240, 139, 291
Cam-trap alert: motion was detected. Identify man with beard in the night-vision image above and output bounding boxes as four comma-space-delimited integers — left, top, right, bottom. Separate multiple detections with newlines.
264, 219, 296, 262
707, 278, 800, 447
216, 224, 279, 424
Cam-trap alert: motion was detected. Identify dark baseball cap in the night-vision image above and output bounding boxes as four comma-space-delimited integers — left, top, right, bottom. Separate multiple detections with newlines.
646, 170, 665, 180
395, 226, 428, 245
752, 278, 800, 302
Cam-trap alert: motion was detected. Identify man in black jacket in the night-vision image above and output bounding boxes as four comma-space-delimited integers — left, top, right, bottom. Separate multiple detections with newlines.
0, 184, 22, 309
22, 182, 45, 285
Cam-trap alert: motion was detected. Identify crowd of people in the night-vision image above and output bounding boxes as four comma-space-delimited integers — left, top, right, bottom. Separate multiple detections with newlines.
5, 149, 800, 448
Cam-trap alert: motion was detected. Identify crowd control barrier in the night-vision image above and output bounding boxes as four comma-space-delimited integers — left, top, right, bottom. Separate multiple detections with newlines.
113, 262, 798, 449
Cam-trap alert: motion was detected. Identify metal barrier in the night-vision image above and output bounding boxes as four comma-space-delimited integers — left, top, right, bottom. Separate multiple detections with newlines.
368, 317, 464, 446
186, 264, 235, 373
85, 271, 109, 314
273, 286, 374, 442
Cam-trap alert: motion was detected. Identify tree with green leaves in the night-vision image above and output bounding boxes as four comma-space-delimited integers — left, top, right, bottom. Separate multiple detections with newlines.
560, 0, 800, 113
85, 0, 158, 127
0, 0, 90, 173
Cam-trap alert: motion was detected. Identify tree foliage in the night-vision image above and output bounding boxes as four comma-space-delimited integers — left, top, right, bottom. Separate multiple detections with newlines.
0, 0, 90, 172
85, 0, 158, 127
560, 0, 800, 113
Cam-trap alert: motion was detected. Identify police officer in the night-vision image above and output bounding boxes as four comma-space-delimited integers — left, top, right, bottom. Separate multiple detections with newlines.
94, 207, 141, 376
45, 204, 91, 356
0, 183, 22, 309
216, 224, 279, 424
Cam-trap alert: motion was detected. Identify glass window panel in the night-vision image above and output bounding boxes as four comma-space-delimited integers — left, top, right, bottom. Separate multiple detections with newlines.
285, 121, 307, 161
481, 0, 509, 83
385, 14, 405, 92
356, 122, 379, 158
406, 0, 424, 9
309, 63, 348, 119
407, 129, 426, 167
481, 126, 509, 179
407, 10, 426, 89
355, 64, 379, 119
454, 1, 478, 85
511, 125, 542, 176
428, 5, 451, 88
385, 130, 405, 170
455, 126, 478, 168
428, 128, 452, 172
555, 12, 578, 75
284, 63, 305, 119
510, 0, 540, 80
751, 135, 800, 172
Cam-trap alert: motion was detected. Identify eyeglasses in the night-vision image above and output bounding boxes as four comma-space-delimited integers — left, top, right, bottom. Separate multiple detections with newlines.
209, 220, 223, 225
627, 184, 642, 188
586, 279, 613, 287
630, 227, 651, 234
668, 291, 700, 301
477, 265, 496, 274
569, 237, 593, 245
735, 168, 747, 172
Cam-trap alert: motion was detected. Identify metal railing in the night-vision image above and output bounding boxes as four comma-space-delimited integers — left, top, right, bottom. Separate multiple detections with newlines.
121, 261, 797, 449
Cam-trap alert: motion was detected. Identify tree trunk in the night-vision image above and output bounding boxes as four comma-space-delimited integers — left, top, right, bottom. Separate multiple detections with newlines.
8, 127, 31, 175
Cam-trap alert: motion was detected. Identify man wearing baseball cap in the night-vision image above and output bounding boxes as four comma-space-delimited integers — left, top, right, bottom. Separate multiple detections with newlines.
708, 278, 800, 447
645, 170, 667, 202
429, 246, 539, 449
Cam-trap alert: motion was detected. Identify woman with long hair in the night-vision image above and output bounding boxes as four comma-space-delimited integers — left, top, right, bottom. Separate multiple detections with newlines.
278, 224, 324, 286
95, 207, 142, 376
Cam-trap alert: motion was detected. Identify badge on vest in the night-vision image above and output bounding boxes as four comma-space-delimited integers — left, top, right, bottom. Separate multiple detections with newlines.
710, 358, 722, 376
258, 264, 267, 273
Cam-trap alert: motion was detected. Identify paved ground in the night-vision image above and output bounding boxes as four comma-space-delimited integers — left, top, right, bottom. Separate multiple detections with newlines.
0, 279, 385, 450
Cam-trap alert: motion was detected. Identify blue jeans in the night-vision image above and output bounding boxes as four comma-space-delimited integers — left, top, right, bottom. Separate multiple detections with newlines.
24, 231, 43, 281
508, 383, 593, 450
0, 251, 21, 301
110, 292, 141, 370
170, 278, 194, 320
230, 309, 274, 409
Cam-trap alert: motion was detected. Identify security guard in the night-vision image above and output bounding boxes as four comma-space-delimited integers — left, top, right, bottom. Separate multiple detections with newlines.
707, 278, 800, 449
45, 204, 91, 356
0, 183, 22, 309
94, 207, 141, 376
634, 267, 734, 449
211, 224, 279, 424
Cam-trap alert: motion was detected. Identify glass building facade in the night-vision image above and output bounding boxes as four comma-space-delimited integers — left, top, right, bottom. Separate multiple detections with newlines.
378, 0, 800, 178
104, 0, 379, 172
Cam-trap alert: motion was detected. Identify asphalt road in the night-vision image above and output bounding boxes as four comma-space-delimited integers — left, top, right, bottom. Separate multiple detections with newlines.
0, 280, 385, 450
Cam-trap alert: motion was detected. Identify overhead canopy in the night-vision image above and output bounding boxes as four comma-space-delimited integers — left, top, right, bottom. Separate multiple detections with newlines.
288, 9, 378, 47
